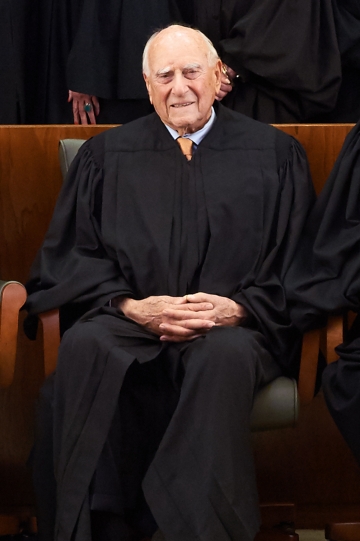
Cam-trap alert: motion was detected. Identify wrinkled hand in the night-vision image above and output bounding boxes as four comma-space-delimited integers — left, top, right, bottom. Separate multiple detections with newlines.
216, 64, 237, 101
118, 295, 216, 342
162, 292, 247, 334
68, 90, 100, 124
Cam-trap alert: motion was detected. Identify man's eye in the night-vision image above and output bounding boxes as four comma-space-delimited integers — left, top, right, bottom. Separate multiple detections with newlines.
159, 74, 172, 81
184, 70, 200, 79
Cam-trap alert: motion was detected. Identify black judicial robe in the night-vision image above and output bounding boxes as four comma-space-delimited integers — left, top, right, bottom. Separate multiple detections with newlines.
0, 0, 28, 123
16, 0, 85, 124
26, 105, 314, 541
286, 120, 360, 330
285, 120, 360, 466
21, 0, 181, 123
313, 0, 360, 122
67, 0, 181, 101
193, 0, 342, 123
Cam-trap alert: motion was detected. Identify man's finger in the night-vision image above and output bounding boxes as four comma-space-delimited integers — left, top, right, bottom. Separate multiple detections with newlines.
159, 320, 214, 334
186, 293, 214, 304
160, 333, 202, 342
165, 302, 213, 313
92, 96, 101, 116
72, 101, 81, 125
171, 296, 188, 305
163, 308, 214, 321
185, 302, 213, 311
75, 101, 90, 125
87, 109, 97, 124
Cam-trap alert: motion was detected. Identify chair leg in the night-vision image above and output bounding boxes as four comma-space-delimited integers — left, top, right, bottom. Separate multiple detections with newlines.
325, 522, 360, 541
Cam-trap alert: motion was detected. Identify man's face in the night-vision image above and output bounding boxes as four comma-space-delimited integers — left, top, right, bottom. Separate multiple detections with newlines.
144, 27, 222, 134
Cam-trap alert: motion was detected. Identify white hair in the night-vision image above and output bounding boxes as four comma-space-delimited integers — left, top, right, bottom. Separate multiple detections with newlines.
142, 25, 219, 76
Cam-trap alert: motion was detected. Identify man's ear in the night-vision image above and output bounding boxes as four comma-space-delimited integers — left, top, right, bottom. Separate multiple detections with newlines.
214, 59, 222, 94
143, 73, 153, 104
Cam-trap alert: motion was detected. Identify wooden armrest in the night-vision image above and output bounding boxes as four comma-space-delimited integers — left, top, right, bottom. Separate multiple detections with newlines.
320, 314, 344, 364
319, 311, 358, 366
344, 310, 357, 335
297, 328, 320, 405
38, 309, 61, 378
0, 281, 27, 388
297, 312, 354, 405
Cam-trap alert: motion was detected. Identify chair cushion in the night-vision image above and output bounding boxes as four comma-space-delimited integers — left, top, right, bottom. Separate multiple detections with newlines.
58, 139, 86, 181
250, 377, 298, 431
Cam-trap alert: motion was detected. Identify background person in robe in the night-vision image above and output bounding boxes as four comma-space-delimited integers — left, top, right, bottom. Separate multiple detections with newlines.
40, 0, 360, 125
285, 120, 360, 467
11, 0, 184, 124
313, 0, 360, 123
66, 0, 183, 124
0, 0, 29, 123
26, 25, 314, 541
191, 0, 360, 123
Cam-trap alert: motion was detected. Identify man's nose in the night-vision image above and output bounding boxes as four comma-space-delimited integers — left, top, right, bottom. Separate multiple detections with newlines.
171, 73, 188, 95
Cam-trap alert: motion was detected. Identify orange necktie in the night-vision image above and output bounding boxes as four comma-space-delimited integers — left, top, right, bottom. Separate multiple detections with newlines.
177, 137, 193, 161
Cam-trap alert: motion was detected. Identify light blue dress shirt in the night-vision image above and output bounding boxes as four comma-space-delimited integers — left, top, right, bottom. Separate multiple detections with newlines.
164, 107, 216, 148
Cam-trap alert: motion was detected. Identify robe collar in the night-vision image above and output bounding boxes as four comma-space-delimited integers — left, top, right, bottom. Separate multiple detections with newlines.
163, 107, 216, 145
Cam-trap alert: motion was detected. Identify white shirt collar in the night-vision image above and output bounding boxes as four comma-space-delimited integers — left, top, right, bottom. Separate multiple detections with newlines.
164, 107, 216, 145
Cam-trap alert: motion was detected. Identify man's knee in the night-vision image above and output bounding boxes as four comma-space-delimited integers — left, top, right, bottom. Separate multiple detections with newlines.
183, 326, 264, 381
60, 319, 111, 354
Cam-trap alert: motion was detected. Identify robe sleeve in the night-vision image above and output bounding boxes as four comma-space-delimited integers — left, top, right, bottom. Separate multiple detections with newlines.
232, 136, 316, 375
218, 0, 342, 121
25, 140, 134, 319
285, 120, 360, 332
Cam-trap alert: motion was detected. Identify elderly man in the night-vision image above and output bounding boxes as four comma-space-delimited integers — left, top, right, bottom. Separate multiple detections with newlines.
26, 25, 314, 541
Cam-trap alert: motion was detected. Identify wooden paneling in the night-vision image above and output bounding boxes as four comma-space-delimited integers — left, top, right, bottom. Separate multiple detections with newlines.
0, 125, 116, 284
0, 123, 358, 527
275, 124, 354, 194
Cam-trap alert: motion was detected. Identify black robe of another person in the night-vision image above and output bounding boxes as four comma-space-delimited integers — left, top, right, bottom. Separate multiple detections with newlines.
67, 0, 181, 102
285, 120, 360, 466
322, 316, 360, 467
286, 121, 360, 330
24, 0, 85, 124
313, 0, 360, 123
193, 0, 342, 123
26, 104, 314, 541
0, 0, 28, 123
23, 0, 182, 123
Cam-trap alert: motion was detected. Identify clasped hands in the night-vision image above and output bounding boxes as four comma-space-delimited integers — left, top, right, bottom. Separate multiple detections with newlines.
118, 293, 247, 342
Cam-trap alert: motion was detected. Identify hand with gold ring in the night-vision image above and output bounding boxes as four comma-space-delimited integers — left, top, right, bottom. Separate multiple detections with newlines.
216, 63, 238, 101
68, 90, 100, 124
